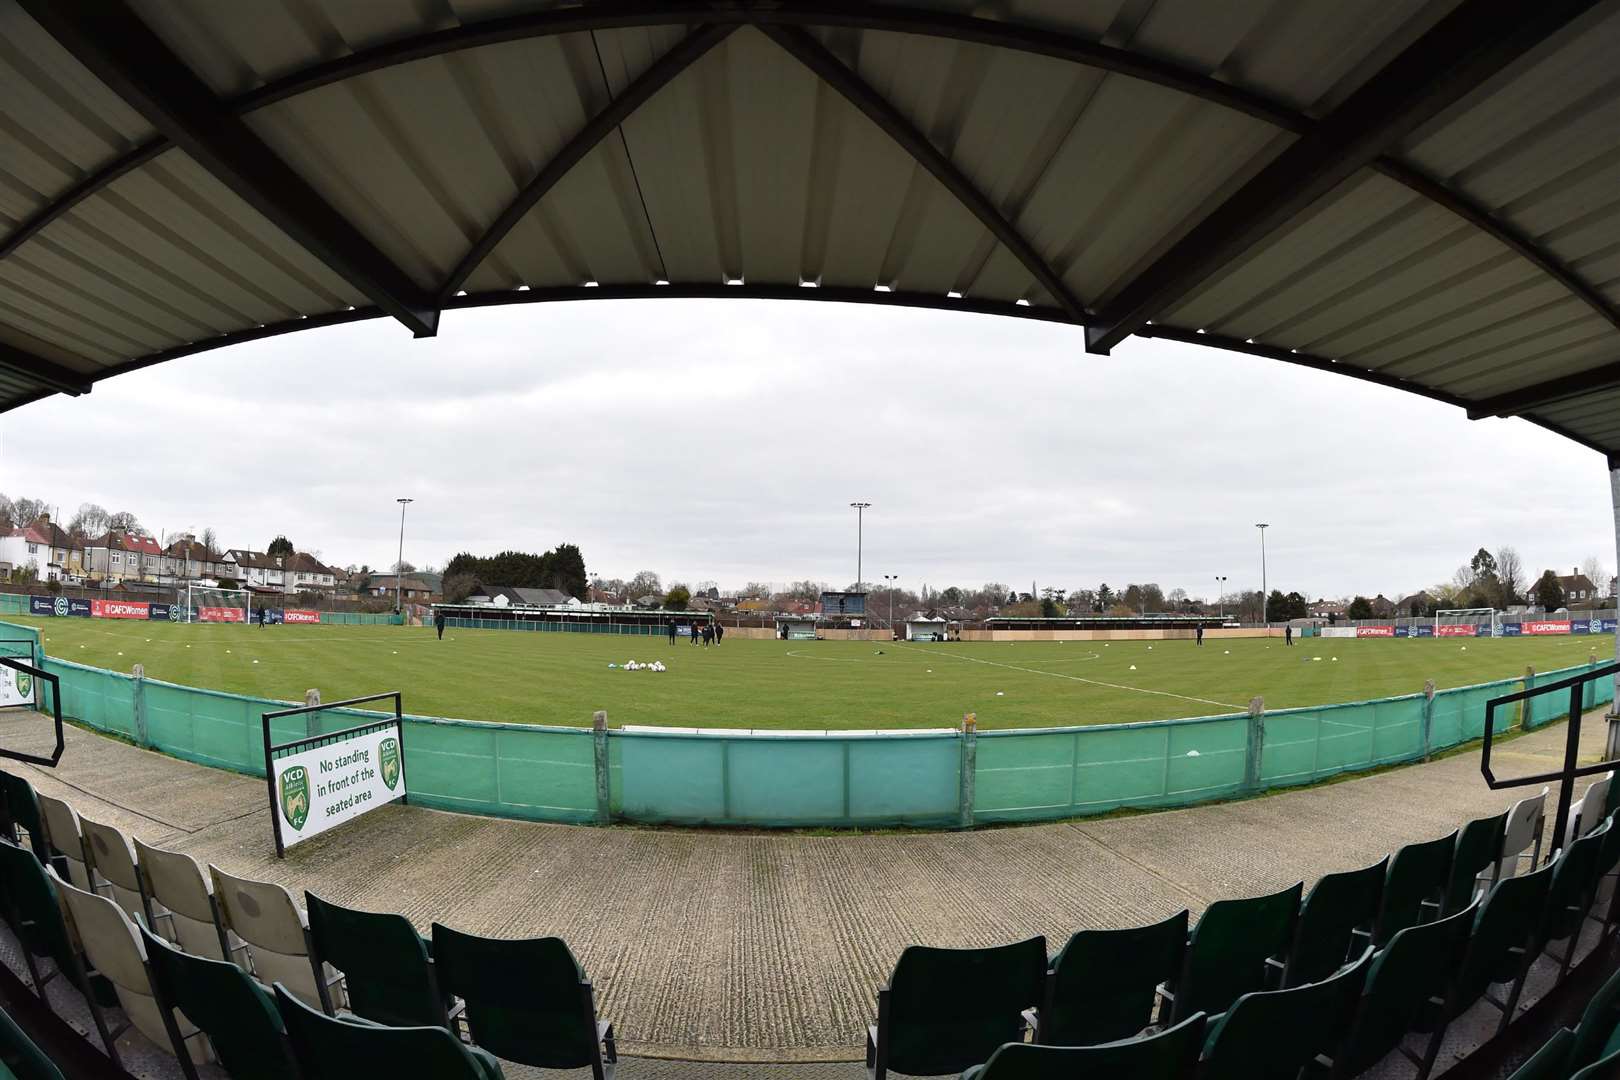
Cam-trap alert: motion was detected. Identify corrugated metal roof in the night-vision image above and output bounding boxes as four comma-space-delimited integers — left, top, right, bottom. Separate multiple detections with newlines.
1, 0, 1617, 462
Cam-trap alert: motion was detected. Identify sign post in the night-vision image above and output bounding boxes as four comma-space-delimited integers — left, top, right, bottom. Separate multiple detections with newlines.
262, 693, 407, 857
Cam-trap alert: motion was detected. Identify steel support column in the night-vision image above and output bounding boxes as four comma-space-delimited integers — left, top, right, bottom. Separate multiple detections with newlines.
1609, 466, 1620, 758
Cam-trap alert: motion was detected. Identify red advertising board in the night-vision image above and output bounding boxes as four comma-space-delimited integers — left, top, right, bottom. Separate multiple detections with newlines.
283, 609, 321, 624
198, 606, 245, 623
91, 599, 151, 620
1435, 624, 1476, 637
1523, 620, 1571, 636
1356, 625, 1395, 637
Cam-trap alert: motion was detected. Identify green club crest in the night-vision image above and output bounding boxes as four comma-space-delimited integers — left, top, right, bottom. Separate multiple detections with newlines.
380, 737, 401, 791
279, 766, 310, 831
13, 672, 30, 701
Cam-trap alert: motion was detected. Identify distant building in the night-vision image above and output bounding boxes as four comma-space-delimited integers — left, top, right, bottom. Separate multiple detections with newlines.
0, 515, 82, 581
1310, 599, 1348, 619
1554, 568, 1599, 606
365, 572, 443, 602
465, 585, 579, 608
84, 530, 165, 583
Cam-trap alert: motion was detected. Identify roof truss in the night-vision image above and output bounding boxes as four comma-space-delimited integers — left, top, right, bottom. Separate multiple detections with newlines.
18, 0, 440, 338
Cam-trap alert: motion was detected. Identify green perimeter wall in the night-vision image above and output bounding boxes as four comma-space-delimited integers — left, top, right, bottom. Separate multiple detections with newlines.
1, 619, 1611, 829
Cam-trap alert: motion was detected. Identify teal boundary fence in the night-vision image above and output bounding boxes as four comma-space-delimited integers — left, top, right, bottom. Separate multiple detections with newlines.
1, 620, 1612, 829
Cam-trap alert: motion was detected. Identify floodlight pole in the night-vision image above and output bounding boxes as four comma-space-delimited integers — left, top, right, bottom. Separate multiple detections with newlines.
394, 498, 413, 615
851, 502, 871, 591
1256, 524, 1269, 626
883, 573, 897, 630
1216, 575, 1227, 619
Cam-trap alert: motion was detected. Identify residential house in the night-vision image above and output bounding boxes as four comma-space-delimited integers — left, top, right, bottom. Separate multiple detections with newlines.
163, 535, 220, 581
1554, 568, 1600, 606
1395, 591, 1435, 617
365, 572, 443, 602
286, 552, 338, 592
0, 515, 83, 581
84, 530, 164, 583
1310, 599, 1348, 619
223, 549, 286, 592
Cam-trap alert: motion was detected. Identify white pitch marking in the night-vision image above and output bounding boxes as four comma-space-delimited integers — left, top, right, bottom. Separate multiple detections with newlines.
894, 643, 1244, 710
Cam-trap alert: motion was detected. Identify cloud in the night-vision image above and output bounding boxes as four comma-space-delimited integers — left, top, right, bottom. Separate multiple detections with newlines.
0, 298, 1612, 600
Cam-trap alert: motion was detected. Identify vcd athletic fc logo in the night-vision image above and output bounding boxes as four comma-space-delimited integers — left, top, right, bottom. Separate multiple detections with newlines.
380, 737, 401, 791
279, 766, 310, 831
53, 596, 68, 617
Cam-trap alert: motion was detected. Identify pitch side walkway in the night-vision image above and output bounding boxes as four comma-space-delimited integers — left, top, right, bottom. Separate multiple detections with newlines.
1, 712, 1614, 1068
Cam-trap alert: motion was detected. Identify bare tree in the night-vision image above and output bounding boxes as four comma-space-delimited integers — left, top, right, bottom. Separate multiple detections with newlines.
0, 494, 12, 529
200, 527, 218, 556
1496, 546, 1526, 606
107, 510, 142, 532
1581, 556, 1612, 601
629, 570, 662, 598
10, 496, 47, 526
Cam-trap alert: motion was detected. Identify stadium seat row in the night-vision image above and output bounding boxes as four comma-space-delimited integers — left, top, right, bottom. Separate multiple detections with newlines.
0, 764, 1617, 1080
0, 768, 613, 1079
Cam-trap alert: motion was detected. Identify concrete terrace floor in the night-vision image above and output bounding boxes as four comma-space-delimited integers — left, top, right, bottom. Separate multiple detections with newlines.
1, 712, 1615, 1066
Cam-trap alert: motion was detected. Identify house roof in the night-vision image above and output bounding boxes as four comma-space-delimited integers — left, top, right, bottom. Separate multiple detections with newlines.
90, 531, 162, 555
369, 572, 443, 592
1, 4, 1618, 468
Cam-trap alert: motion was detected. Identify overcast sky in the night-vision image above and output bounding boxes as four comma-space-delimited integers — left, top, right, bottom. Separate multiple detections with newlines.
0, 299, 1614, 601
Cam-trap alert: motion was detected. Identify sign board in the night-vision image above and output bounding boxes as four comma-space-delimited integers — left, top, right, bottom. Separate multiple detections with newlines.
271, 723, 405, 849
284, 609, 321, 624
1356, 625, 1395, 637
0, 662, 36, 709
199, 605, 245, 623
262, 692, 407, 857
1524, 620, 1572, 636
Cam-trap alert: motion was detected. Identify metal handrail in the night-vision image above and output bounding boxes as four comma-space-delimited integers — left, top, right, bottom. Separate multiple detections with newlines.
1480, 661, 1620, 856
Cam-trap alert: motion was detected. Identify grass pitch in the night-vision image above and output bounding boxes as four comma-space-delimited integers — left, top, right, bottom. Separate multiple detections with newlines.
11, 616, 1614, 731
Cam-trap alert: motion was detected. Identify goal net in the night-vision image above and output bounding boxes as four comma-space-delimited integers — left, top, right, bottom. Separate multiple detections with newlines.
1435, 608, 1499, 638
187, 585, 252, 624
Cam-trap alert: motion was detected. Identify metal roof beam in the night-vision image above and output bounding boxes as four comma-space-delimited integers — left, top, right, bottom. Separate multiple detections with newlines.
1467, 361, 1620, 419
18, 1, 439, 338
0, 344, 91, 397
1083, 0, 1603, 355
441, 24, 734, 300
758, 24, 1087, 324
7, 3, 1617, 347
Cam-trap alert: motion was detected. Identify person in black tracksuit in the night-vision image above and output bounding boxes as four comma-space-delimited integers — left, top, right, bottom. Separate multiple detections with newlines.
435, 611, 446, 640
714, 622, 724, 646
1196, 624, 1204, 647
1285, 624, 1294, 646
667, 620, 677, 645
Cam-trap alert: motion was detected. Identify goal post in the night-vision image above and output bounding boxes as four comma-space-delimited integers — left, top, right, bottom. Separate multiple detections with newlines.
1435, 607, 1499, 638
186, 584, 252, 624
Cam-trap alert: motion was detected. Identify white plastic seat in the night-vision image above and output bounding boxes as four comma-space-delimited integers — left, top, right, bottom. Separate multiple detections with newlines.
210, 864, 336, 1009
58, 877, 207, 1065
1566, 772, 1614, 848
1495, 787, 1548, 882
79, 816, 147, 925
35, 792, 93, 892
135, 837, 235, 961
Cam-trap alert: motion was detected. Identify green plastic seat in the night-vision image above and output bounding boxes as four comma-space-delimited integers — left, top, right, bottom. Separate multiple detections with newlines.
1541, 821, 1611, 980
0, 842, 118, 1057
0, 1002, 66, 1080
959, 1013, 1206, 1080
1374, 831, 1455, 945
1040, 909, 1186, 1044
1447, 810, 1508, 915
1166, 882, 1301, 1023
1328, 901, 1476, 1078
432, 923, 616, 1079
1565, 958, 1620, 1072
274, 985, 503, 1080
864, 936, 1046, 1080
1416, 863, 1556, 1080
307, 892, 448, 1027
0, 773, 48, 863
1284, 859, 1384, 987
1202, 947, 1371, 1080
1571, 1042, 1620, 1080
140, 924, 298, 1080
1507, 1028, 1573, 1080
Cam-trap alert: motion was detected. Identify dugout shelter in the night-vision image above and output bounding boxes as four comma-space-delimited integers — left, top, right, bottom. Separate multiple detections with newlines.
0, 0, 1615, 692
435, 602, 710, 636
775, 615, 818, 641
904, 615, 949, 641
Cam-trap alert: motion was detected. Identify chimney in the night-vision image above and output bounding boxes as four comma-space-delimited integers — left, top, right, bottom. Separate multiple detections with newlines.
1574, 567, 1580, 577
